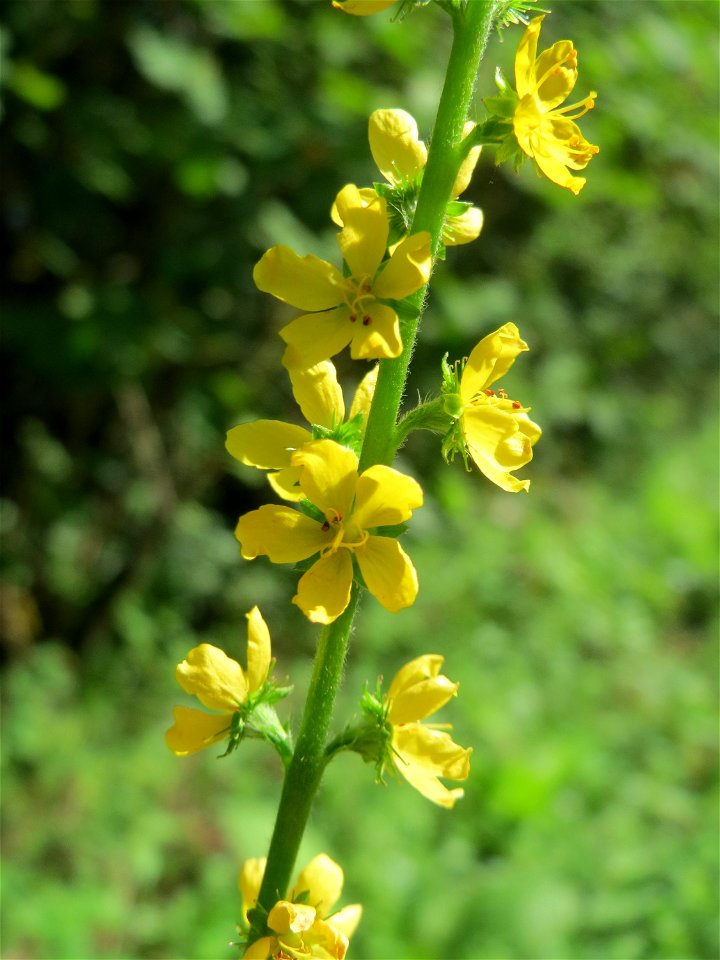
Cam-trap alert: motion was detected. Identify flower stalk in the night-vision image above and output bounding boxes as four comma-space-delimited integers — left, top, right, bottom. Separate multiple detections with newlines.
250, 0, 500, 940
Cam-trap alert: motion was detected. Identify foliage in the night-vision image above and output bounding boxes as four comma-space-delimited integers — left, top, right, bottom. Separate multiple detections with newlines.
1, 1, 717, 958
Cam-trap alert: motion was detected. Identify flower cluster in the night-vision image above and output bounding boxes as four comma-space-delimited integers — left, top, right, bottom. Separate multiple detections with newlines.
239, 854, 362, 959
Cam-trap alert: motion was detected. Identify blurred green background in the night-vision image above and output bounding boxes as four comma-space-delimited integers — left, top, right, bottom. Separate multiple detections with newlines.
2, 1, 718, 958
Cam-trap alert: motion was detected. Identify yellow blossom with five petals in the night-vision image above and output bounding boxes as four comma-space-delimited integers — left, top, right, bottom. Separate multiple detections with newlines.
385, 654, 472, 808
240, 853, 362, 960
226, 360, 377, 501
165, 607, 272, 756
253, 185, 431, 370
443, 322, 541, 493
235, 438, 423, 624
513, 15, 599, 195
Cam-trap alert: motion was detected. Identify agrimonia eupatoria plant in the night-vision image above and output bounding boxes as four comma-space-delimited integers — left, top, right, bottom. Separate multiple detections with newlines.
165, 2, 598, 955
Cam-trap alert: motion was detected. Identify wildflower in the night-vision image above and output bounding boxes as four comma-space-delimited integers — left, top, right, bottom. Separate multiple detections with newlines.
332, 0, 396, 13
240, 853, 362, 960
253, 185, 431, 369
165, 607, 274, 756
235, 438, 423, 624
513, 15, 598, 194
226, 361, 377, 501
367, 107, 484, 246
441, 322, 541, 493
382, 655, 471, 808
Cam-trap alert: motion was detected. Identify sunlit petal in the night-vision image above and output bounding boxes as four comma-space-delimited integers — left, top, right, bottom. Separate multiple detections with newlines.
336, 186, 388, 279
176, 644, 248, 711
293, 550, 354, 624
368, 108, 427, 185
280, 307, 354, 370
236, 505, 329, 563
245, 606, 271, 693
352, 464, 423, 529
292, 439, 358, 520
292, 853, 344, 916
290, 361, 345, 428
226, 420, 311, 469
356, 536, 418, 613
373, 231, 431, 300
165, 706, 232, 757
253, 245, 343, 311
349, 302, 402, 360
460, 322, 528, 402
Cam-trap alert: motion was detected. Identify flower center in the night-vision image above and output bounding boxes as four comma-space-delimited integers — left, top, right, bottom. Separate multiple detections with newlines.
320, 510, 368, 557
468, 387, 523, 410
343, 274, 375, 326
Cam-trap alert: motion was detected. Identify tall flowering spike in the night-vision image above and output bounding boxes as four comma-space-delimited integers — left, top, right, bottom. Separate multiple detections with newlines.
512, 15, 599, 194
165, 607, 273, 756
253, 186, 430, 370
385, 654, 472, 808
441, 322, 541, 493
239, 853, 362, 960
226, 361, 377, 501
235, 438, 423, 624
366, 108, 484, 247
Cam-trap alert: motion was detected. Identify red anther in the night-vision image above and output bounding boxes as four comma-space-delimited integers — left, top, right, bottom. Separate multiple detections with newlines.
349, 314, 357, 323
512, 400, 521, 409
321, 520, 330, 532
362, 316, 372, 326
484, 389, 495, 396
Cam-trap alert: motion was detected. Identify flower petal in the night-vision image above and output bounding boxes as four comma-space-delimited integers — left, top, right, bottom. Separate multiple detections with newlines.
515, 15, 544, 98
226, 420, 311, 469
293, 550, 354, 624
176, 643, 248, 711
238, 857, 267, 918
386, 654, 458, 724
535, 39, 577, 110
236, 505, 329, 563
267, 901, 316, 935
268, 465, 304, 502
356, 535, 418, 613
443, 206, 484, 246
332, 0, 396, 14
242, 937, 275, 960
368, 108, 427, 185
245, 606, 271, 693
451, 122, 481, 197
373, 231, 431, 300
165, 706, 232, 756
290, 361, 344, 429
292, 854, 344, 916
348, 364, 378, 422
280, 307, 354, 370
460, 323, 529, 403
349, 302, 402, 360
392, 723, 471, 808
352, 464, 423, 529
253, 246, 343, 311
463, 404, 536, 493
330, 904, 363, 940
292, 439, 359, 521
336, 186, 388, 279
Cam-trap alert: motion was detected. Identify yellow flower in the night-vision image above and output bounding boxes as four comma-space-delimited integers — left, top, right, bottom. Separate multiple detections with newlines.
332, 0, 395, 14
235, 439, 423, 624
368, 107, 484, 245
386, 654, 471, 808
512, 15, 598, 195
165, 607, 272, 756
253, 185, 431, 369
226, 361, 377, 501
240, 853, 362, 960
443, 323, 541, 493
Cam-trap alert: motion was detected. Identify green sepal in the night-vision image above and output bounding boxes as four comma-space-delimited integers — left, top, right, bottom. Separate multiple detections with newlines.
372, 522, 408, 539
483, 95, 517, 120
390, 298, 422, 323
311, 411, 365, 454
295, 497, 325, 524
445, 199, 472, 217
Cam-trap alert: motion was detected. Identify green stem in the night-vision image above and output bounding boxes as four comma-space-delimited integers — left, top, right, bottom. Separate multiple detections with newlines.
359, 0, 498, 471
253, 588, 360, 925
